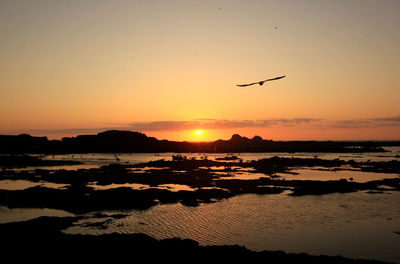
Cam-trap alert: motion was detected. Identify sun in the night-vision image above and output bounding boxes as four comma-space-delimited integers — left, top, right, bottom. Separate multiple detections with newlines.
196, 130, 202, 135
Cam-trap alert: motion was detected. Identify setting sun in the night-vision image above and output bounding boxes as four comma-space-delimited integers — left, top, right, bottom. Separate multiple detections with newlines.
196, 130, 202, 135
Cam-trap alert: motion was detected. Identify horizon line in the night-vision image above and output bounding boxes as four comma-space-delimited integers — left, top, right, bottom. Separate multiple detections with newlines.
1, 130, 399, 143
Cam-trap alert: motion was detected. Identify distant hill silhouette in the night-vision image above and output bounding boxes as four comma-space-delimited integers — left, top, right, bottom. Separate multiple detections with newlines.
0, 130, 397, 153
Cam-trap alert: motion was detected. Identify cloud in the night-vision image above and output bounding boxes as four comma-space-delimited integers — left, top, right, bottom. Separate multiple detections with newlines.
19, 118, 322, 135
126, 118, 322, 131
372, 116, 400, 122
25, 127, 131, 135
331, 116, 400, 128
6, 116, 399, 136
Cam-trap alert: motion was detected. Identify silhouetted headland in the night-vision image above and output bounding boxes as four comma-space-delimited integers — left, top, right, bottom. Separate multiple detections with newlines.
1, 130, 397, 153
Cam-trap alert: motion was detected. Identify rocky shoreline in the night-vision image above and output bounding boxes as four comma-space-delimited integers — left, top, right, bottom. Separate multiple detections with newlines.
0, 156, 399, 213
1, 155, 399, 263
0, 216, 394, 263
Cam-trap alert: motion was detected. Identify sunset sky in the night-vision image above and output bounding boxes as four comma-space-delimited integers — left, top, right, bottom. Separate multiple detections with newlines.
1, 0, 399, 141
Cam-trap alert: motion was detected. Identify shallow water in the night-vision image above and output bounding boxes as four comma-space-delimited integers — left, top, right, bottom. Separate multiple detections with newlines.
11, 164, 100, 171
66, 191, 400, 263
217, 171, 272, 180
19, 146, 399, 171
0, 180, 69, 190
88, 182, 195, 192
0, 206, 74, 224
276, 169, 400, 183
1, 148, 399, 263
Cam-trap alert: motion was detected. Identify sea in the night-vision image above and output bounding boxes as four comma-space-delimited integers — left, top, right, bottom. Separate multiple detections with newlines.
1, 147, 399, 263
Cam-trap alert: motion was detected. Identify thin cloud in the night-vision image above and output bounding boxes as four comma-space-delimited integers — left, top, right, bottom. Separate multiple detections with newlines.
6, 116, 399, 135
26, 127, 132, 135
127, 118, 322, 131
20, 118, 322, 134
372, 116, 400, 122
330, 116, 400, 128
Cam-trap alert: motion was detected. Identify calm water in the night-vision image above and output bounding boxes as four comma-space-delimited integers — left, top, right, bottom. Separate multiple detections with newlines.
1, 148, 400, 263
0, 206, 73, 224
17, 146, 400, 171
65, 191, 400, 263
0, 180, 69, 190
275, 169, 400, 183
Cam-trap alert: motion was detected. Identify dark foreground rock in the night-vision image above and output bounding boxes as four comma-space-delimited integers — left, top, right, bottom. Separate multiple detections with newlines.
0, 216, 393, 263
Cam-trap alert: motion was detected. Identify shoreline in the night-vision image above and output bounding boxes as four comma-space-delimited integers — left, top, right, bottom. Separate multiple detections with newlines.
0, 157, 399, 213
2, 130, 397, 154
0, 216, 394, 263
1, 154, 399, 263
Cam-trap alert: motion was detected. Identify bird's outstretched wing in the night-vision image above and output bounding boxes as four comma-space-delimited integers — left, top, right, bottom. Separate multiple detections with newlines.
262, 75, 286, 82
236, 82, 259, 87
237, 75, 286, 87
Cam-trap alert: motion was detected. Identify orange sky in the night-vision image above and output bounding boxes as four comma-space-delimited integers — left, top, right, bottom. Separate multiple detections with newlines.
0, 0, 399, 141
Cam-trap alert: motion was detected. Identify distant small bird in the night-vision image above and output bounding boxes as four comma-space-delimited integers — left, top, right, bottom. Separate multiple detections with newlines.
237, 75, 286, 87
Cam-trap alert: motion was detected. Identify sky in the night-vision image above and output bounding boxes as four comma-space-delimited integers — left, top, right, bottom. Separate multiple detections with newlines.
0, 0, 399, 141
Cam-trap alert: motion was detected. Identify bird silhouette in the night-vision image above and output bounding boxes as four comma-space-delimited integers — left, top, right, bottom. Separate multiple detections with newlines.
237, 75, 286, 87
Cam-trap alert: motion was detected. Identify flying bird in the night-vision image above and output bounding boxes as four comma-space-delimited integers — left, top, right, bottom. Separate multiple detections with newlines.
237, 75, 286, 87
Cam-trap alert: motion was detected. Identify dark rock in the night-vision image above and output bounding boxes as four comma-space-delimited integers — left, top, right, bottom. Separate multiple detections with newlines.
1, 130, 395, 153
0, 157, 398, 212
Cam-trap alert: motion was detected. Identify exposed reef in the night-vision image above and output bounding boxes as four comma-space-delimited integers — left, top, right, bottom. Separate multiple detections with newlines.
0, 157, 398, 213
0, 216, 393, 263
215, 155, 242, 161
